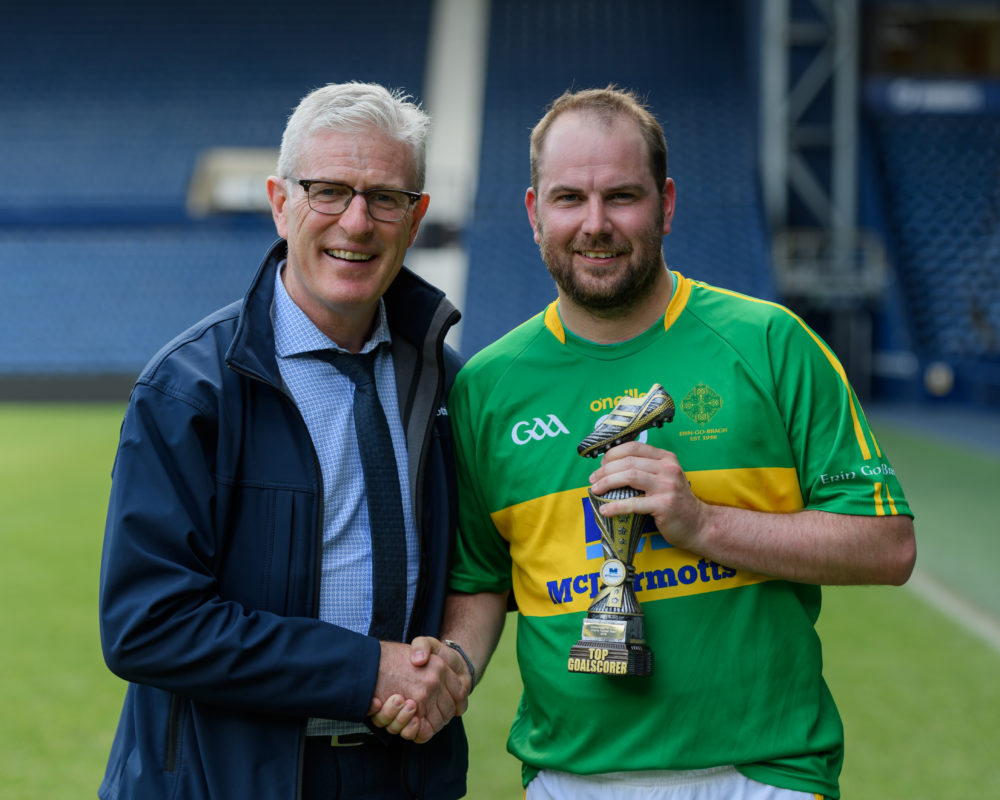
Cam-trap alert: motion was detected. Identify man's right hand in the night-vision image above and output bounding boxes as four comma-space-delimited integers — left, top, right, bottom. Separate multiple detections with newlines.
369, 639, 468, 743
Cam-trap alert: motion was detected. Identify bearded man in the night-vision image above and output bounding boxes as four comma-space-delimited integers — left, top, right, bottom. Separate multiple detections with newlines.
374, 86, 915, 800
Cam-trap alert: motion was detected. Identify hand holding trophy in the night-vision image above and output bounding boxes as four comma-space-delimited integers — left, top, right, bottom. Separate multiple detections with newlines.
569, 384, 675, 676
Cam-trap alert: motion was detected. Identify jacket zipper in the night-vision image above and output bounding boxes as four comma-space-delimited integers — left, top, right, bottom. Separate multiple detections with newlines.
165, 693, 183, 772
228, 364, 319, 800
228, 296, 457, 799
405, 305, 460, 644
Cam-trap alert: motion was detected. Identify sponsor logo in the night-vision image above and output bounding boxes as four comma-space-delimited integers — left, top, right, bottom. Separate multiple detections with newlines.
510, 414, 570, 445
582, 498, 667, 560
547, 558, 738, 605
820, 463, 897, 484
543, 499, 736, 606
600, 559, 626, 587
587, 387, 643, 414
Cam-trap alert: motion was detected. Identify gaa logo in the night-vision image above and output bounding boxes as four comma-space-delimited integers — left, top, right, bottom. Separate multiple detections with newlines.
510, 414, 570, 445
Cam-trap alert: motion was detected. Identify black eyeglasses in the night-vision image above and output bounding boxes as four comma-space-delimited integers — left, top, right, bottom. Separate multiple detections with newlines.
288, 178, 422, 222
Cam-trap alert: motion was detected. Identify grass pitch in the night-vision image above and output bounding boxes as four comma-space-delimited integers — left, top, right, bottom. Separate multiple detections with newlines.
2, 404, 997, 798
0, 404, 126, 799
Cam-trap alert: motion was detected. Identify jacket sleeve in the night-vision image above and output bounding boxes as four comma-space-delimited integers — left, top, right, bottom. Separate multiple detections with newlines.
99, 381, 380, 721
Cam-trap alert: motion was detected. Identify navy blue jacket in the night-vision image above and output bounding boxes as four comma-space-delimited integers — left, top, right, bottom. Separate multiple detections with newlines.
99, 240, 467, 799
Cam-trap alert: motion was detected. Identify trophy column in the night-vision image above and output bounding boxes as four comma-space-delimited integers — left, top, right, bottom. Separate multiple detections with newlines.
568, 383, 674, 677
568, 486, 653, 675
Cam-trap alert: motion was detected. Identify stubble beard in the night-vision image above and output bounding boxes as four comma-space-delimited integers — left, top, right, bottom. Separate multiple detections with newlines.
538, 219, 667, 319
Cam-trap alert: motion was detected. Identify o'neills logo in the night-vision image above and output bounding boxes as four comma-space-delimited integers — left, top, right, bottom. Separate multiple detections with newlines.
510, 414, 570, 445
587, 387, 643, 413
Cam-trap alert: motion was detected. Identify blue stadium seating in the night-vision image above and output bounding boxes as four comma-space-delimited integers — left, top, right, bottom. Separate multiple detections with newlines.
0, 1, 432, 214
461, 0, 775, 354
1, 224, 279, 372
868, 112, 1000, 365
0, 0, 432, 379
2, 0, 997, 408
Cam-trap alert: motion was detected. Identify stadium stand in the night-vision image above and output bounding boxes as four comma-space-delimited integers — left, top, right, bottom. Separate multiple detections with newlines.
460, 0, 774, 355
1, 0, 997, 410
0, 1, 432, 216
861, 6, 1000, 404
868, 113, 1000, 359
0, 0, 432, 396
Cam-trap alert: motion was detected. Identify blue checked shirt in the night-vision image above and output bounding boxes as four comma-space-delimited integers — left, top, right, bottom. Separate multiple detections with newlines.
271, 264, 419, 736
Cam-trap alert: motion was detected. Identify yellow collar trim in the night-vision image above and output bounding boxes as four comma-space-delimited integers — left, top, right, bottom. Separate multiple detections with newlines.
543, 300, 566, 343
664, 270, 690, 332
543, 271, 690, 344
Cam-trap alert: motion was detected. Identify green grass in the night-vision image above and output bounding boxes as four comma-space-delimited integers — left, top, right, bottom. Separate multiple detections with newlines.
2, 404, 998, 799
868, 421, 1000, 619
464, 619, 525, 798
0, 404, 125, 799
819, 585, 1000, 798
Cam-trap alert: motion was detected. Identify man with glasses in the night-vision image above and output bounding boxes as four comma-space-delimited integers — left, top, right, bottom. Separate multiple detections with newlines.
98, 82, 469, 800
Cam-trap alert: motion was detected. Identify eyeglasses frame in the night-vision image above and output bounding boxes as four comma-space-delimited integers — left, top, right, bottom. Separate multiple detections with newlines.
287, 178, 423, 222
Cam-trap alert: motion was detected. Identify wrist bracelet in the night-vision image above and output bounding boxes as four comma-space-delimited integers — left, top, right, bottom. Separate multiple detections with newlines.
443, 639, 476, 692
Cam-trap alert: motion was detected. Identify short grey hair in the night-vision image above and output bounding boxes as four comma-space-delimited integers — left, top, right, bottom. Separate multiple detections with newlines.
277, 82, 431, 190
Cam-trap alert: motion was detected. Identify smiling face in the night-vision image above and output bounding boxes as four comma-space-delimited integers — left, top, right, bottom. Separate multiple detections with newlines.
525, 111, 675, 338
266, 126, 429, 350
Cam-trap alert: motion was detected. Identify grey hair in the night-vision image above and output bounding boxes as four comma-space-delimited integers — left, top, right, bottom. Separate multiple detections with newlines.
277, 82, 431, 190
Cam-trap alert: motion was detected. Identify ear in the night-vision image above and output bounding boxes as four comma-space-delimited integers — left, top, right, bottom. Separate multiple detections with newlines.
266, 176, 290, 239
661, 177, 676, 236
525, 187, 542, 244
406, 193, 431, 247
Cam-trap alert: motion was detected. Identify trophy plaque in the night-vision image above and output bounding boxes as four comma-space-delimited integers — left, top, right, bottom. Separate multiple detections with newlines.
568, 383, 674, 676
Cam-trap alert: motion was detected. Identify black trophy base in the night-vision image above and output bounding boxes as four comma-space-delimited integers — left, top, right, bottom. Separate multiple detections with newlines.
568, 640, 653, 676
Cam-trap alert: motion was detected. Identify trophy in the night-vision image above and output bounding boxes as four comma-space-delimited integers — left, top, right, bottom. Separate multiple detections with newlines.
568, 383, 674, 676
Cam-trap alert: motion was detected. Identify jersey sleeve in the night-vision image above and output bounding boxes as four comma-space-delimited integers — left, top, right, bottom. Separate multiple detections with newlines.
447, 367, 515, 594
770, 311, 911, 518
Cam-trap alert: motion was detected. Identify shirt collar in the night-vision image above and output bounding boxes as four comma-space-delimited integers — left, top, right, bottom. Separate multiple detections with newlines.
272, 260, 392, 358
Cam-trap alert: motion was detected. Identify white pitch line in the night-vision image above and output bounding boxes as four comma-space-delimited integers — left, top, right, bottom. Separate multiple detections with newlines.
906, 569, 1000, 655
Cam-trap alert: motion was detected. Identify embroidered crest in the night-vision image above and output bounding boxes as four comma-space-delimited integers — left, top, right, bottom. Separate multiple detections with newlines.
681, 383, 723, 426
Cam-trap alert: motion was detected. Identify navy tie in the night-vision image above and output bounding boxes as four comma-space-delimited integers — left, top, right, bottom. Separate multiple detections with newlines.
323, 349, 407, 642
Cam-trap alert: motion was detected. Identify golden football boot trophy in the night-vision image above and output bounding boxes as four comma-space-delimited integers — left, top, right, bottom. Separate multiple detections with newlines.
569, 384, 674, 676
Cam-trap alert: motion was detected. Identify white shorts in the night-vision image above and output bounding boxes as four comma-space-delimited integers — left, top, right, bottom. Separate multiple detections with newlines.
525, 766, 823, 800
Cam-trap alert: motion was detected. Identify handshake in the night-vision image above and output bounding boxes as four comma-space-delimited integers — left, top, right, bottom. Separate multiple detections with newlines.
367, 636, 474, 744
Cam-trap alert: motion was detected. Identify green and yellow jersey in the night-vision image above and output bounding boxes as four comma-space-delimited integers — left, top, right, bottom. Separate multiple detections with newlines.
448, 272, 910, 799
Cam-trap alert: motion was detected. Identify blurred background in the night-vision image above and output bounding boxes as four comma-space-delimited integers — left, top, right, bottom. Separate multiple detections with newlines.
1, 0, 998, 407
1, 0, 998, 797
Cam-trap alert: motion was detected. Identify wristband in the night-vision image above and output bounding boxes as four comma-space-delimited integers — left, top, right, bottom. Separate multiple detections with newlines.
443, 639, 476, 692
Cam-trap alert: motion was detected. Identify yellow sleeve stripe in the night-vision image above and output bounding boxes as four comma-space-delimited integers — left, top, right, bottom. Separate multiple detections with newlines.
884, 483, 899, 515
872, 482, 900, 516
694, 280, 874, 462
792, 322, 872, 460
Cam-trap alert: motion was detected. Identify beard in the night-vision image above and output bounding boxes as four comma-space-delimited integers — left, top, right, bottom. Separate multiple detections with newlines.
538, 217, 667, 317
